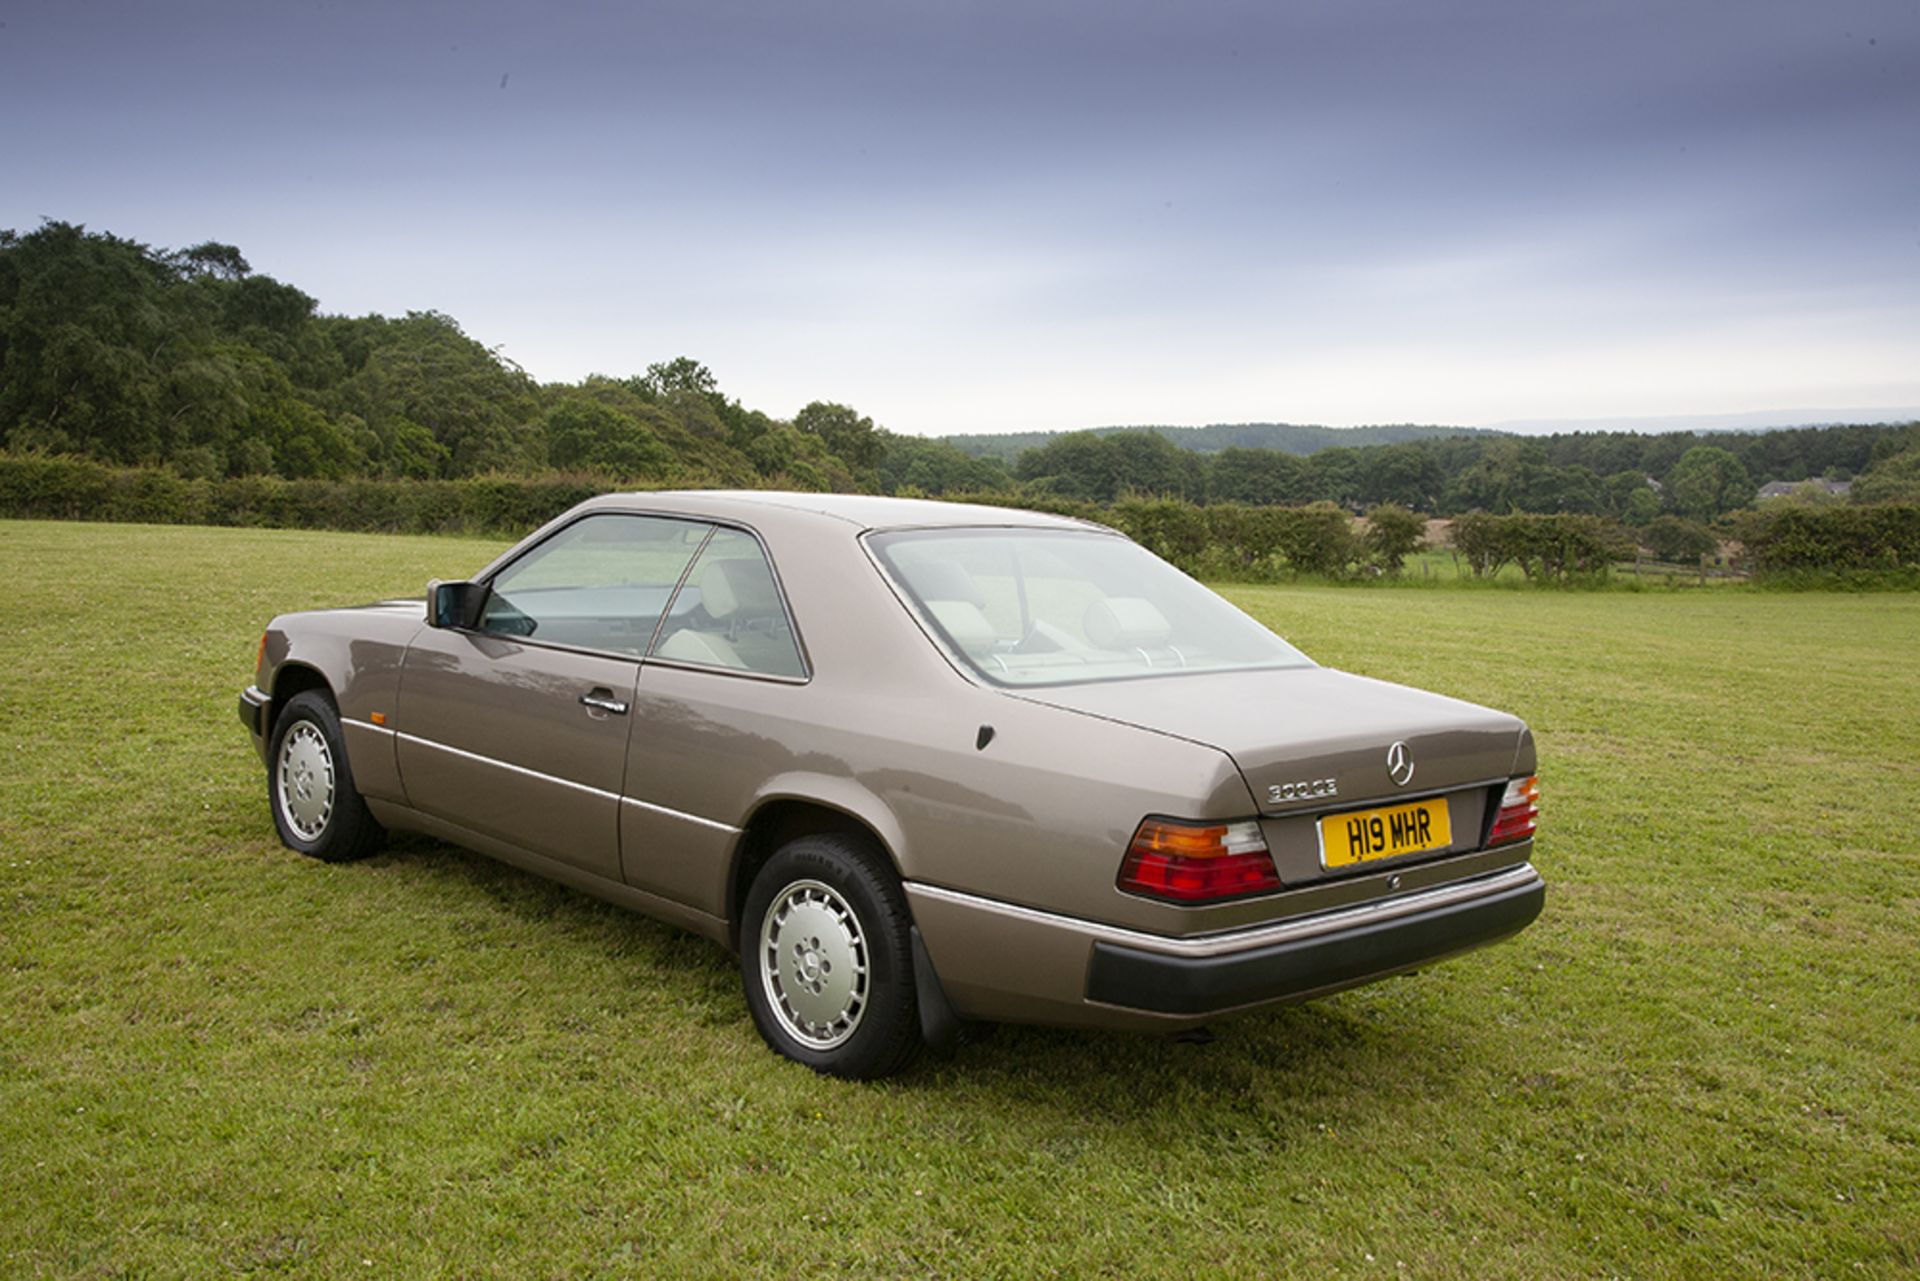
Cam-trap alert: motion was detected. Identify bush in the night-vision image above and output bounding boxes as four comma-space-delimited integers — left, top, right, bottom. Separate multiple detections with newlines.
1363, 503, 1426, 574
1109, 497, 1212, 571
1448, 511, 1625, 581
1642, 515, 1717, 563
1201, 504, 1290, 575
1273, 503, 1361, 577
19, 452, 1907, 587
1737, 504, 1920, 574
0, 452, 648, 537
1448, 512, 1519, 578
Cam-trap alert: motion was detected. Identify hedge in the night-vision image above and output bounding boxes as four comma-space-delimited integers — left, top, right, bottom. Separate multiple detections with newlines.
1450, 512, 1628, 581
24, 452, 1911, 583
1736, 503, 1920, 573
0, 453, 669, 538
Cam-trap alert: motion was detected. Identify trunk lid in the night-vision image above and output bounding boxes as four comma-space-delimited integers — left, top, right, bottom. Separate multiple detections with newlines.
1014, 665, 1524, 815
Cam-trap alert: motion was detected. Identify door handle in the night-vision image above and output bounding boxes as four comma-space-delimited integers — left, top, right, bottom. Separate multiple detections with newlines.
579, 691, 629, 715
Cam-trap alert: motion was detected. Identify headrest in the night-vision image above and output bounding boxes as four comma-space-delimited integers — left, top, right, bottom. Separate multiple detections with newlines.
903, 559, 987, 608
926, 600, 998, 657
701, 556, 780, 622
1083, 596, 1172, 650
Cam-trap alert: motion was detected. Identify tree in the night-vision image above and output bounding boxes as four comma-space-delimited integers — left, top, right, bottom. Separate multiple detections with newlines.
334, 311, 541, 477
875, 432, 1008, 494
1363, 503, 1427, 573
1666, 446, 1752, 521
1306, 447, 1363, 507
1603, 469, 1655, 520
167, 241, 251, 280
1850, 447, 1920, 505
1355, 443, 1443, 510
1622, 487, 1662, 527
1016, 431, 1119, 500
0, 220, 178, 462
1210, 447, 1308, 505
1108, 429, 1204, 499
794, 400, 883, 471
635, 356, 718, 401
746, 424, 856, 491
546, 396, 672, 478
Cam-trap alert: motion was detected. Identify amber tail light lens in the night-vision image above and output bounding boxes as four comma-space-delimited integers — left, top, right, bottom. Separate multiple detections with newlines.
1117, 818, 1281, 903
1488, 775, 1540, 847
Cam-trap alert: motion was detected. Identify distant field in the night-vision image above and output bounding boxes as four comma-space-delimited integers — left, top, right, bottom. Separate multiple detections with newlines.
3, 520, 1916, 1279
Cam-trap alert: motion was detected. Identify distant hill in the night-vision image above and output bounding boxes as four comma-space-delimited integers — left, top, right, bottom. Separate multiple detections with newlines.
1476, 407, 1920, 435
940, 421, 1502, 462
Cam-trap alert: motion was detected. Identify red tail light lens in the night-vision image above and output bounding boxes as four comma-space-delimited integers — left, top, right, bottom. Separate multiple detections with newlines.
1488, 775, 1540, 847
1118, 818, 1280, 903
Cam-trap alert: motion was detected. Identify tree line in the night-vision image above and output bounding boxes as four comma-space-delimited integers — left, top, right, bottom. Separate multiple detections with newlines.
5, 220, 1918, 529
0, 221, 1000, 496
1000, 421, 1920, 521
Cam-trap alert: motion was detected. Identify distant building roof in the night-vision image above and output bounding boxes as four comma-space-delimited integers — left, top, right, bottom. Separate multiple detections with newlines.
1757, 478, 1851, 499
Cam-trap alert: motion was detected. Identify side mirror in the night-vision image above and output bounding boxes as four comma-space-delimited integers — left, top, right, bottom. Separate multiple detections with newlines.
426, 579, 486, 630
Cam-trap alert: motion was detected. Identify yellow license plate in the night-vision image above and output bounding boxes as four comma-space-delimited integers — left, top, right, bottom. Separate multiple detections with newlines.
1320, 799, 1452, 868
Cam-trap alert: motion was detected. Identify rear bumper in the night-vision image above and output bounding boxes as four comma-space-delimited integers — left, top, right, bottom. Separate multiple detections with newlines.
906, 861, 1543, 1031
1085, 864, 1544, 1015
238, 685, 271, 760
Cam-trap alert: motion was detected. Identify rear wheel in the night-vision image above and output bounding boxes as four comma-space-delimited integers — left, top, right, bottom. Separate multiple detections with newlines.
268, 690, 383, 863
741, 833, 921, 1079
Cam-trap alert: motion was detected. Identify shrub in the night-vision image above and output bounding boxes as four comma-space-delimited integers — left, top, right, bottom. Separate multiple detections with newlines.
1448, 511, 1519, 578
1363, 503, 1426, 574
1, 453, 635, 537
1273, 503, 1360, 578
1737, 504, 1920, 574
1109, 496, 1212, 572
1642, 515, 1717, 563
1448, 511, 1625, 581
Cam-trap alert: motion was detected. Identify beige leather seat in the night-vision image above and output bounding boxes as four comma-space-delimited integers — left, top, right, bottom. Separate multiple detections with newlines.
655, 557, 798, 675
1083, 596, 1173, 650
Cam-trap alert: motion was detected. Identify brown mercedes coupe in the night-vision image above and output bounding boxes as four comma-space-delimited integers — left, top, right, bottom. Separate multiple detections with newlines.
240, 492, 1543, 1077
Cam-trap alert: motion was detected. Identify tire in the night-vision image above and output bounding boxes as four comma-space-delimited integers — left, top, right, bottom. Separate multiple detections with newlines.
741, 833, 922, 1079
267, 690, 384, 863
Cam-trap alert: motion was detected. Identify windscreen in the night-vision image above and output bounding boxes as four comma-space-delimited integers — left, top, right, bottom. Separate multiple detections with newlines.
869, 527, 1314, 687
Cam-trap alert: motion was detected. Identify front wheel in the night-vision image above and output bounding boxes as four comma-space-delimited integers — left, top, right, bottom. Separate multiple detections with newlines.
268, 690, 384, 863
741, 834, 922, 1079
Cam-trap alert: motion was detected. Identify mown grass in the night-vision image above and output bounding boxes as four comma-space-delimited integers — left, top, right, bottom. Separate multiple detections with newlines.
2, 519, 1916, 1279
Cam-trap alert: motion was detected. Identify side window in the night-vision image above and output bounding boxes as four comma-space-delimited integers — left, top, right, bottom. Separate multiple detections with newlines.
650, 528, 805, 678
479, 514, 711, 655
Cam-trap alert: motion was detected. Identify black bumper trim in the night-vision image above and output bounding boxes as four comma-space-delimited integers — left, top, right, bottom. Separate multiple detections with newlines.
1085, 874, 1545, 1016
238, 687, 270, 737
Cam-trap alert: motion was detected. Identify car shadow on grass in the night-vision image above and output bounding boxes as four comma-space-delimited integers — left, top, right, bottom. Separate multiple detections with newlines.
365, 833, 1466, 1112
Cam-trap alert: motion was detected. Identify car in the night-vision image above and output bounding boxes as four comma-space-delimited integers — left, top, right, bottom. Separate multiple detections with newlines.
239, 491, 1544, 1078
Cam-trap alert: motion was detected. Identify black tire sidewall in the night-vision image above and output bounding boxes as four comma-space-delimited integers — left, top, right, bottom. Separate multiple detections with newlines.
741, 835, 919, 1078
267, 690, 371, 861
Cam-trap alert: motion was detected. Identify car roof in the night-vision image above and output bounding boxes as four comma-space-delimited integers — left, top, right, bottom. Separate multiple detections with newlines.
586, 489, 1107, 533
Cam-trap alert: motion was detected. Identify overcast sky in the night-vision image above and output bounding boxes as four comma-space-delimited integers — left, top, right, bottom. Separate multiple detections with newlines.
3, 0, 1916, 436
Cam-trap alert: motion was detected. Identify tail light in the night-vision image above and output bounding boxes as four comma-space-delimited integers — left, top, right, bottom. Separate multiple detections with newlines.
1488, 775, 1539, 847
1117, 818, 1280, 903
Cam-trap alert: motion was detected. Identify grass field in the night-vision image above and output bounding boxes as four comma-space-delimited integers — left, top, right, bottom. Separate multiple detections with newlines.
3, 519, 1917, 1279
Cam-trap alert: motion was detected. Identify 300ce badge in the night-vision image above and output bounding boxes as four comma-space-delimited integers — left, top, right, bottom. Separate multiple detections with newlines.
1267, 777, 1339, 805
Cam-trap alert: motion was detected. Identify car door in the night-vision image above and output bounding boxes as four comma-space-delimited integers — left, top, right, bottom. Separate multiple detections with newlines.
619, 525, 812, 913
394, 512, 712, 881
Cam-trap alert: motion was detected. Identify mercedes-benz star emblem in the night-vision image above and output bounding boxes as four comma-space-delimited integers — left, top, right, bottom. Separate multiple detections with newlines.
1386, 740, 1415, 787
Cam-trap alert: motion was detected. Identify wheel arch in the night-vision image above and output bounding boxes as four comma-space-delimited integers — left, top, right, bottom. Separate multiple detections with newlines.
268, 662, 333, 732
726, 787, 908, 952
